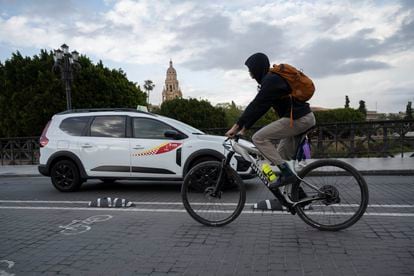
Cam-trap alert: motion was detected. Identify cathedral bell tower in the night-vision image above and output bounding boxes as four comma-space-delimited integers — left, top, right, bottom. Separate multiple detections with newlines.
162, 60, 183, 102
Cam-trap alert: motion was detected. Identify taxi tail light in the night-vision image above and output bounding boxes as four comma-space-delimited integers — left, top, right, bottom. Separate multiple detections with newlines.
40, 120, 51, 147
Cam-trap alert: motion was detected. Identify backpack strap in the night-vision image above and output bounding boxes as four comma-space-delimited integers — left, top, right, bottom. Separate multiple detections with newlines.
289, 95, 294, 128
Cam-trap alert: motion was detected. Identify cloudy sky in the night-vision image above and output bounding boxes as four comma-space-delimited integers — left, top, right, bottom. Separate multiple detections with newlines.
1, 0, 413, 113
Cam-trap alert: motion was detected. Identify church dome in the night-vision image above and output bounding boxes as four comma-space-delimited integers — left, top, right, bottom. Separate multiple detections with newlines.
167, 60, 176, 75
162, 59, 183, 102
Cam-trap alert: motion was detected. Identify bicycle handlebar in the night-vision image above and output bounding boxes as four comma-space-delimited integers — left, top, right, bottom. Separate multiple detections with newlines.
224, 134, 241, 142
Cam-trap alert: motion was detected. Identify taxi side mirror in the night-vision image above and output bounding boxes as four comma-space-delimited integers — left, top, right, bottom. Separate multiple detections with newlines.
164, 130, 186, 140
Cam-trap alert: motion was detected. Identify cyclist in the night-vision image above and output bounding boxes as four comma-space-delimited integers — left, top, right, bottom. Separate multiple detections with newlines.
225, 53, 316, 190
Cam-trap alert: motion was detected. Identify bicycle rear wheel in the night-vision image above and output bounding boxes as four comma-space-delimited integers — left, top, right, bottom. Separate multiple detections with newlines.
292, 159, 369, 231
181, 161, 246, 226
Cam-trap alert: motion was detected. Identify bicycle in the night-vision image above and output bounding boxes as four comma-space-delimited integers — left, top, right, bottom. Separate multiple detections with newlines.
181, 132, 369, 231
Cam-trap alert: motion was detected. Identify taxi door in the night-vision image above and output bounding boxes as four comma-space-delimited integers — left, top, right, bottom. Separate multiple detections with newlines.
129, 117, 185, 179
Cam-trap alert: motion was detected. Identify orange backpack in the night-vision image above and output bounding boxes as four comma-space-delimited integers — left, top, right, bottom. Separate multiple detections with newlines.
269, 64, 315, 102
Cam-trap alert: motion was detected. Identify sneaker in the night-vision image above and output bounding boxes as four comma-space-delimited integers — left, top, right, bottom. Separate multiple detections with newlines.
268, 162, 298, 190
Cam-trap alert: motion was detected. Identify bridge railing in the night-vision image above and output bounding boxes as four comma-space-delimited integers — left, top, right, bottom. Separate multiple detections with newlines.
0, 137, 40, 165
203, 120, 414, 158
0, 120, 413, 165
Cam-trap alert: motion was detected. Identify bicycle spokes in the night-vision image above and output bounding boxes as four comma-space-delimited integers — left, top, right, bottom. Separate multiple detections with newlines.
293, 160, 368, 231
181, 161, 246, 227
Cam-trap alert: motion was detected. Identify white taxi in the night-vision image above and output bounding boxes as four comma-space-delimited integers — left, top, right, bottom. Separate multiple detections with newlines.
38, 108, 254, 192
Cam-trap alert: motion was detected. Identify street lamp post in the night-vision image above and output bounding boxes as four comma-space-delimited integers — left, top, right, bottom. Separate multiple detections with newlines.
53, 44, 81, 110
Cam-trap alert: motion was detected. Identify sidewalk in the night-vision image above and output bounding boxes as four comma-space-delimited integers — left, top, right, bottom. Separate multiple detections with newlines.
0, 157, 413, 177
0, 165, 40, 177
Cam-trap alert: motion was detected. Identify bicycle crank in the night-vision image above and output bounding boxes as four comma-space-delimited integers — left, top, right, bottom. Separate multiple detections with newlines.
204, 186, 222, 199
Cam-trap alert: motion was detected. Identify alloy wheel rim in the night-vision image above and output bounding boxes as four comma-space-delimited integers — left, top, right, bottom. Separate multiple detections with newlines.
54, 164, 74, 187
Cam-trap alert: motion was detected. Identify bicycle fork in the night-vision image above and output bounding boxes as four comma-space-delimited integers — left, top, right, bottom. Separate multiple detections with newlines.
211, 152, 235, 197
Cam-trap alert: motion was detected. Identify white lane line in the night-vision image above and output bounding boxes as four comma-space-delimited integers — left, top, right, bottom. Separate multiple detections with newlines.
0, 206, 414, 217
0, 200, 90, 204
1, 200, 414, 208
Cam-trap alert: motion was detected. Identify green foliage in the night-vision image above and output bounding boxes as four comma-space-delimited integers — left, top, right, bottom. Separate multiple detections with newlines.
314, 108, 365, 124
216, 101, 242, 127
405, 101, 413, 120
217, 101, 278, 128
159, 98, 226, 129
0, 50, 146, 137
143, 80, 155, 106
345, 95, 350, 108
253, 108, 279, 127
358, 100, 367, 117
377, 113, 387, 120
387, 113, 403, 120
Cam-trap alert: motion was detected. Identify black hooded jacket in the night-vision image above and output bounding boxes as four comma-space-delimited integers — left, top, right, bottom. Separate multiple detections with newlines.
237, 53, 312, 129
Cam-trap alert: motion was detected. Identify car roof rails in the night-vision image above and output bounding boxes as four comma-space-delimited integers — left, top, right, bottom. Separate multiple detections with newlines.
57, 108, 155, 116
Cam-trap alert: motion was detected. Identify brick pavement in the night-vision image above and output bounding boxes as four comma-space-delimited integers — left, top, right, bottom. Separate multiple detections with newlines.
1, 172, 413, 275
0, 208, 413, 276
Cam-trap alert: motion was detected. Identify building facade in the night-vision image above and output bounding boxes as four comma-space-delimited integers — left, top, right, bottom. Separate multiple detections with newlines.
162, 60, 182, 102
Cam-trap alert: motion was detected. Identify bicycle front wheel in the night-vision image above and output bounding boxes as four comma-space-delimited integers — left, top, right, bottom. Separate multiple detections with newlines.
292, 159, 369, 231
181, 161, 246, 226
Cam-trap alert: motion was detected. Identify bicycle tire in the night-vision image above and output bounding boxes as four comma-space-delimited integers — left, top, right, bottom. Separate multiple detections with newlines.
292, 159, 369, 231
181, 161, 246, 226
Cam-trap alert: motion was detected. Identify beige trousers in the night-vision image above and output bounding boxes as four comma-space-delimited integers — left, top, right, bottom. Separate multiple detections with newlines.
252, 112, 316, 165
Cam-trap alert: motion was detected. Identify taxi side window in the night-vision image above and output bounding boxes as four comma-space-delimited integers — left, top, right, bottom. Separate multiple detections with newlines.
90, 116, 126, 138
133, 118, 174, 139
59, 116, 91, 136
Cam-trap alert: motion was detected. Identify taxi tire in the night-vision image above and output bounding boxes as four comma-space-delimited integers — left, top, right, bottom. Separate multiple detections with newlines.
51, 160, 83, 192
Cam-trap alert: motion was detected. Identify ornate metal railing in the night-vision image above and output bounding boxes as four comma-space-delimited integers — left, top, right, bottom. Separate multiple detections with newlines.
0, 137, 40, 165
0, 120, 413, 165
203, 120, 414, 158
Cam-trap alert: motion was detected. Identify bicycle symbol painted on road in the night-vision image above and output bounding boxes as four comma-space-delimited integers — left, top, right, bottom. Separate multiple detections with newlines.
0, 260, 15, 276
59, 215, 113, 235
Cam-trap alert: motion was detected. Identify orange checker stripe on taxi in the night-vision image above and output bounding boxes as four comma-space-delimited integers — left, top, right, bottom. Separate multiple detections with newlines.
132, 142, 182, 157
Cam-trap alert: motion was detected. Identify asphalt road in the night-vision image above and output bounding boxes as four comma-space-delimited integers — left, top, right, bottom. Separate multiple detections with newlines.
0, 176, 413, 275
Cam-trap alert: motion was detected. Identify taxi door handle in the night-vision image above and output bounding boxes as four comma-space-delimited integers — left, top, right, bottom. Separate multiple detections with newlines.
81, 143, 93, 148
133, 145, 144, 150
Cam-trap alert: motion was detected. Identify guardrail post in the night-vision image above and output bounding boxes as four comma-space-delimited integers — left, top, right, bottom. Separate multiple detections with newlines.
10, 141, 15, 165
0, 140, 3, 166
383, 126, 388, 157
401, 126, 404, 158
350, 124, 355, 157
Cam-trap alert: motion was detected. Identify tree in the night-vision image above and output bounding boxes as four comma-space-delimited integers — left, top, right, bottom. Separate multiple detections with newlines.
216, 101, 279, 128
254, 109, 278, 127
387, 113, 403, 120
143, 80, 155, 107
314, 108, 365, 124
160, 98, 226, 129
345, 95, 350, 108
216, 101, 242, 127
0, 50, 146, 137
405, 101, 413, 120
358, 100, 367, 117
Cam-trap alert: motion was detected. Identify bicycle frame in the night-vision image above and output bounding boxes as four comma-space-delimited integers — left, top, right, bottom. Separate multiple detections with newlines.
223, 136, 326, 208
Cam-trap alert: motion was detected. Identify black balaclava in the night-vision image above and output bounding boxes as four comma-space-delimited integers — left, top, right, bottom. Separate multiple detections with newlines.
244, 53, 270, 84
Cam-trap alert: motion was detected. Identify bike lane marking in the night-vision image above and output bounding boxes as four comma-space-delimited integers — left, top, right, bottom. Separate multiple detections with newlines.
0, 206, 414, 217
59, 215, 113, 235
0, 260, 15, 276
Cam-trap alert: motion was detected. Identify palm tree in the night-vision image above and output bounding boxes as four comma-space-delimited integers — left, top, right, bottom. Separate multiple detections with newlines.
143, 80, 155, 107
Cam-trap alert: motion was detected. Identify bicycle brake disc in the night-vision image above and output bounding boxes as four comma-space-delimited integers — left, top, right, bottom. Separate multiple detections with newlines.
319, 185, 341, 205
